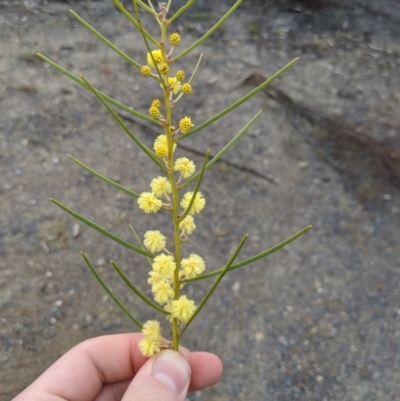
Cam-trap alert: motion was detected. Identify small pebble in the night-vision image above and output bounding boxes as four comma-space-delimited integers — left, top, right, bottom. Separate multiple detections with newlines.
298, 161, 309, 169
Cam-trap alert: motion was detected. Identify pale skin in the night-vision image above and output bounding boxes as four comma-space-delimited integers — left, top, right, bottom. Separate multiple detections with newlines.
13, 333, 223, 401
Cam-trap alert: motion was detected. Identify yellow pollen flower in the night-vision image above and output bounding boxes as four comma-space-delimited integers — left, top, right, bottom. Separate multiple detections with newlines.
179, 215, 196, 235
170, 295, 196, 323
167, 77, 181, 94
152, 254, 176, 276
148, 270, 165, 286
169, 125, 176, 134
180, 191, 206, 214
175, 70, 185, 81
179, 116, 193, 134
174, 157, 195, 178
181, 254, 206, 279
141, 65, 151, 76
147, 49, 163, 68
138, 192, 162, 213
143, 230, 166, 253
142, 320, 161, 342
169, 32, 181, 46
159, 62, 170, 75
154, 135, 176, 157
149, 105, 161, 119
151, 99, 161, 108
138, 337, 160, 357
181, 83, 192, 94
152, 281, 174, 305
150, 176, 172, 198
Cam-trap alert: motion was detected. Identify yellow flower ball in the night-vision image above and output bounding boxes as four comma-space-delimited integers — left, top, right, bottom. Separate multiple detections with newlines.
150, 176, 172, 198
142, 320, 161, 342
152, 254, 176, 276
149, 105, 161, 119
179, 116, 193, 134
159, 62, 170, 75
141, 65, 151, 77
174, 157, 195, 178
154, 135, 176, 157
170, 295, 196, 323
175, 70, 185, 81
179, 215, 196, 235
138, 337, 160, 357
138, 192, 162, 213
181, 83, 192, 94
152, 281, 174, 305
151, 99, 161, 108
169, 32, 181, 46
147, 49, 163, 68
143, 230, 166, 253
167, 77, 181, 94
181, 254, 206, 279
180, 191, 206, 214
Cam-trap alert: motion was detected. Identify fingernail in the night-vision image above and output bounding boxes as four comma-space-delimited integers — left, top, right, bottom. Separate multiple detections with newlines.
152, 350, 191, 394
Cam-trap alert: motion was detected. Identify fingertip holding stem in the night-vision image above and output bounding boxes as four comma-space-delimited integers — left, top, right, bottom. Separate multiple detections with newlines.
123, 349, 191, 401
152, 350, 191, 394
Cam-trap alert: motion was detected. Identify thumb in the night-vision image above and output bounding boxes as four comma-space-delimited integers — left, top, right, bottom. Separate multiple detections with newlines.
122, 350, 191, 401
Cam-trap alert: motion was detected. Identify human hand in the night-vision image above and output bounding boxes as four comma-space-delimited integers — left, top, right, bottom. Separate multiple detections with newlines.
12, 333, 223, 401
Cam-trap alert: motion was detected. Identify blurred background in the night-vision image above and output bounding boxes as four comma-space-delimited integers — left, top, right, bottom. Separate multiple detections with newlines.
1, 0, 399, 400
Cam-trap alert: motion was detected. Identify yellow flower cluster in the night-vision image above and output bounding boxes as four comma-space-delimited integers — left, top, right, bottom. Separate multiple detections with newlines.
141, 65, 151, 77
169, 32, 181, 46
149, 105, 161, 119
175, 70, 185, 81
181, 254, 205, 279
138, 192, 162, 213
143, 230, 166, 253
179, 215, 196, 235
179, 116, 193, 134
139, 320, 161, 357
153, 134, 176, 157
136, 29, 209, 358
181, 191, 206, 214
174, 157, 195, 178
147, 49, 163, 68
181, 83, 192, 94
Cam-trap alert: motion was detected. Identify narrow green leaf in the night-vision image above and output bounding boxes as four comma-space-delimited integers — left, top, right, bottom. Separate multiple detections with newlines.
111, 0, 158, 44
180, 58, 299, 139
185, 225, 312, 282
181, 233, 249, 335
129, 225, 153, 269
134, 0, 156, 15
81, 252, 143, 329
80, 75, 166, 171
188, 53, 203, 85
111, 260, 169, 315
172, 0, 243, 61
36, 54, 159, 125
181, 111, 262, 188
68, 155, 139, 199
70, 11, 141, 69
51, 198, 154, 258
179, 149, 209, 222
169, 0, 198, 23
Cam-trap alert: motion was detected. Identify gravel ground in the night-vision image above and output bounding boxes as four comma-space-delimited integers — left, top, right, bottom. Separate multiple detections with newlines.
1, 0, 400, 400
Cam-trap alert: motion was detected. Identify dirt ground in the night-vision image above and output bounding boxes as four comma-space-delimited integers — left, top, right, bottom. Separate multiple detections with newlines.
1, 0, 400, 400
